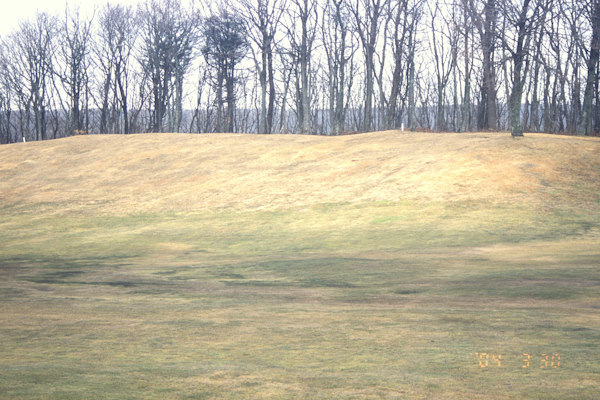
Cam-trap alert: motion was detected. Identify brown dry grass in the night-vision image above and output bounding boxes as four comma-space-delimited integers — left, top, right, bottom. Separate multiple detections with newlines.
2, 131, 599, 215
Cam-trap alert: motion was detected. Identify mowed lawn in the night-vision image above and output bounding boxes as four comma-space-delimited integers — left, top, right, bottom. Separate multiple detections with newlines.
1, 132, 599, 399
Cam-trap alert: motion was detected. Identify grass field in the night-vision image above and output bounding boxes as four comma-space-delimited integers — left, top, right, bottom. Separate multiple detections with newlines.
1, 131, 599, 399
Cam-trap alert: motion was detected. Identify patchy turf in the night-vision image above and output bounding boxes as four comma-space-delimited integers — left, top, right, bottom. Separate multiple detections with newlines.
0, 131, 599, 399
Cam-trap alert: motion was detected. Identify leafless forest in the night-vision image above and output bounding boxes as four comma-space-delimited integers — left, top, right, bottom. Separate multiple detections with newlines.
0, 0, 598, 143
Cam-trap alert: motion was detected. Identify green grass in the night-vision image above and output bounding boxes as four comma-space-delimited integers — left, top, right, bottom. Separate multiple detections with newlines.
1, 201, 600, 399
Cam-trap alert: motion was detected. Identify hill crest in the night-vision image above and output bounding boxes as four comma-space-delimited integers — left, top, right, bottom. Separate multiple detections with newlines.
1, 131, 599, 214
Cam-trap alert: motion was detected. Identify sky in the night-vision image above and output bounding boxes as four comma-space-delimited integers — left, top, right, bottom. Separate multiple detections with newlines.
1, 0, 144, 36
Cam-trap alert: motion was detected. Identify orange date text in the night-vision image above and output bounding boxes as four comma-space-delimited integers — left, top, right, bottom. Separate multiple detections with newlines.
475, 352, 561, 369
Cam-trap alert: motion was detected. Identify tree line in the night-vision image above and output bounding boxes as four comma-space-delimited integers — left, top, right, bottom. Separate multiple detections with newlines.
0, 0, 598, 144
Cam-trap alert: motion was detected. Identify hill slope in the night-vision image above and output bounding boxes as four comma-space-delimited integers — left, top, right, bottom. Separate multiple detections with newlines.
2, 132, 600, 399
1, 131, 599, 214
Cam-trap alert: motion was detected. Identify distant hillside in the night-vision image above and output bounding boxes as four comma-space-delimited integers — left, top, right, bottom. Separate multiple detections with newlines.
1, 131, 599, 214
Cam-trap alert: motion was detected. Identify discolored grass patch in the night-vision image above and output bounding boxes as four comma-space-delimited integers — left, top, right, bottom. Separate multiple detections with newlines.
1, 201, 599, 399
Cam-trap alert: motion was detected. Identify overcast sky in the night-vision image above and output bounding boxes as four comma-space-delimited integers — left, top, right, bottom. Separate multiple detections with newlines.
1, 0, 144, 36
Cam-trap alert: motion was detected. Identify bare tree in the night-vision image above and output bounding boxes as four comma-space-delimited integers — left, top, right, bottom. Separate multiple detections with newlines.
0, 44, 13, 144
95, 3, 137, 134
459, 0, 474, 132
321, 0, 357, 134
277, 50, 295, 132
57, 6, 94, 136
428, 1, 456, 131
501, 0, 545, 137
464, 0, 499, 130
239, 0, 286, 134
448, 4, 462, 131
8, 13, 57, 141
523, 1, 550, 132
138, 0, 199, 133
202, 8, 249, 133
190, 63, 210, 133
578, 0, 600, 135
350, 0, 390, 132
387, 0, 409, 130
284, 0, 318, 134
406, 1, 423, 131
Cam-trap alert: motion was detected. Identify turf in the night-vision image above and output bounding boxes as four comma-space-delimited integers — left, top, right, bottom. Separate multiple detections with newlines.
0, 131, 599, 399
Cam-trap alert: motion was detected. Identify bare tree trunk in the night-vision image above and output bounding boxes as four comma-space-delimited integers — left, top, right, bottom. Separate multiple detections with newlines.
505, 0, 540, 137
407, 29, 416, 131
387, 0, 410, 129
429, 1, 455, 131
278, 53, 293, 133
216, 69, 224, 132
300, 10, 311, 134
267, 46, 276, 133
529, 30, 543, 132
462, 3, 471, 133
351, 0, 389, 132
258, 47, 268, 134
226, 65, 235, 132
240, 0, 283, 134
481, 0, 498, 130
578, 0, 600, 135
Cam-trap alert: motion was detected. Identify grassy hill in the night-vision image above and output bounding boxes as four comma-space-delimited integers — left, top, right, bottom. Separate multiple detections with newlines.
1, 131, 600, 399
2, 131, 599, 213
